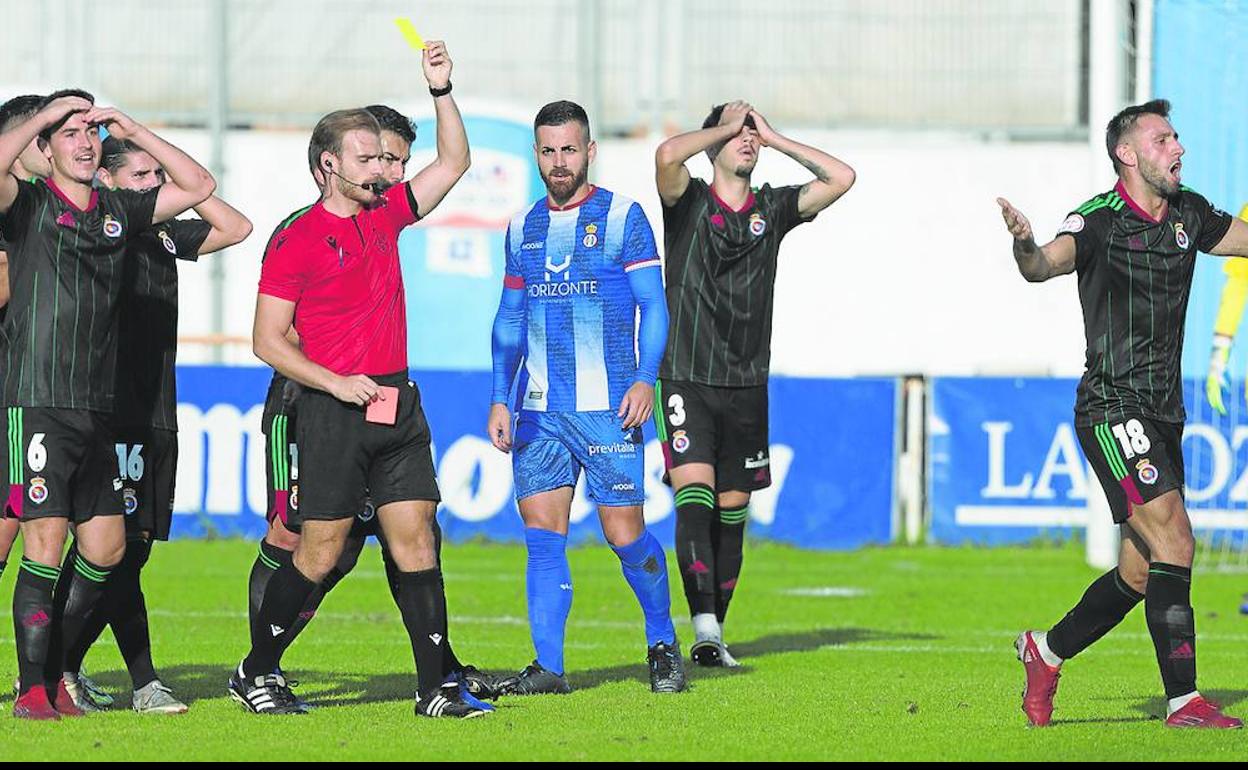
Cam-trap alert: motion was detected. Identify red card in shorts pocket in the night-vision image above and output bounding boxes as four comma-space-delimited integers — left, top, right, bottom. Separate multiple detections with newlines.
366, 385, 399, 425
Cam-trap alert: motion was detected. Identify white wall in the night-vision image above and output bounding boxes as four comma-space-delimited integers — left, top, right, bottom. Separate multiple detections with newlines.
169, 127, 1109, 377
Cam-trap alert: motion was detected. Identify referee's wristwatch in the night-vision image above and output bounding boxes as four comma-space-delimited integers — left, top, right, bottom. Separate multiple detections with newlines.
430, 82, 452, 98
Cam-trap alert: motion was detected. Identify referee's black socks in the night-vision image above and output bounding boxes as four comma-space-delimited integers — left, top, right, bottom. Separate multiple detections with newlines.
248, 540, 292, 641
393, 568, 450, 696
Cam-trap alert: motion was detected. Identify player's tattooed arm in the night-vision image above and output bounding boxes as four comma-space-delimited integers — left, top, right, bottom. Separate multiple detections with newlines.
407, 41, 470, 218
84, 107, 216, 224
1210, 216, 1248, 259
996, 197, 1076, 282
655, 100, 754, 207
254, 294, 380, 406
193, 196, 253, 255
0, 95, 91, 212
749, 111, 855, 217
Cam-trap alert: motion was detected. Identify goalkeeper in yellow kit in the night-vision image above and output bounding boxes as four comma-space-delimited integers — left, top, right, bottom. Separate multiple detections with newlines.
1206, 204, 1248, 415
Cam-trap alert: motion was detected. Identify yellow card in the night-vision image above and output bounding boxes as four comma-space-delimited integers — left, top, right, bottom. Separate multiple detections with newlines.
394, 17, 426, 50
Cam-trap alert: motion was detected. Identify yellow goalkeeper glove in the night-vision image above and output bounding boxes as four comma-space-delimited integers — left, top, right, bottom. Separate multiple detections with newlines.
1207, 334, 1233, 415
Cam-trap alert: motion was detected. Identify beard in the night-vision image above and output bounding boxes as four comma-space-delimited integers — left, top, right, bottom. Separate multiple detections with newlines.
542, 165, 587, 205
1140, 160, 1180, 198
335, 173, 385, 204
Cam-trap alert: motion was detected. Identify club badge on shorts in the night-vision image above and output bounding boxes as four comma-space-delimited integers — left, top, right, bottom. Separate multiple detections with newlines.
1137, 459, 1159, 485
28, 476, 48, 505
749, 212, 767, 236
672, 430, 690, 454
290, 484, 299, 511
103, 214, 123, 239
1174, 222, 1189, 250
124, 488, 138, 515
358, 501, 376, 522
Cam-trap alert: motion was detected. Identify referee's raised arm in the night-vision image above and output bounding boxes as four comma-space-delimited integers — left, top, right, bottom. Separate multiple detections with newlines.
405, 40, 470, 219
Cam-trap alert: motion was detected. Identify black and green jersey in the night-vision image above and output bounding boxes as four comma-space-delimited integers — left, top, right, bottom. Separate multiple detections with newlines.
659, 178, 811, 387
1058, 181, 1233, 426
112, 217, 212, 431
0, 178, 158, 412
261, 204, 315, 413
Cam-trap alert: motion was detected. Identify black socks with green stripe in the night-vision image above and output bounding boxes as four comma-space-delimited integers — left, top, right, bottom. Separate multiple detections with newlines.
1145, 562, 1197, 699
714, 505, 749, 623
1046, 568, 1144, 660
46, 551, 115, 685
248, 540, 292, 643
13, 557, 59, 693
674, 483, 717, 616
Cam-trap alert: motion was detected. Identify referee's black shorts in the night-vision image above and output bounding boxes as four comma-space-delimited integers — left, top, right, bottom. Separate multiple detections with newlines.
291, 372, 440, 526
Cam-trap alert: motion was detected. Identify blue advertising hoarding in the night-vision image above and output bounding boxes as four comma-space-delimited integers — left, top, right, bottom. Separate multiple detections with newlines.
170, 368, 899, 550
929, 377, 1248, 544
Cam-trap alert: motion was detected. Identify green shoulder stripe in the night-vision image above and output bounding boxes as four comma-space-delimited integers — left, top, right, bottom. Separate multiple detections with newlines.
281, 204, 315, 230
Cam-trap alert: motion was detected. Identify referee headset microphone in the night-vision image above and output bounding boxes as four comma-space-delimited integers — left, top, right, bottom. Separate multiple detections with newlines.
322, 157, 389, 195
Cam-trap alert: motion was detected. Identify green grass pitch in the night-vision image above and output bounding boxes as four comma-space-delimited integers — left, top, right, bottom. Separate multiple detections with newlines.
1, 540, 1246, 760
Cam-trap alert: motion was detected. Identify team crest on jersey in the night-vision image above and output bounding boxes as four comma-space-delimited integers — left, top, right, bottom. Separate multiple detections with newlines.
28, 477, 48, 505
672, 430, 691, 454
582, 223, 599, 249
159, 230, 177, 255
749, 212, 766, 236
123, 488, 138, 515
103, 214, 123, 239
1058, 213, 1085, 234
1173, 223, 1189, 250
1136, 459, 1159, 485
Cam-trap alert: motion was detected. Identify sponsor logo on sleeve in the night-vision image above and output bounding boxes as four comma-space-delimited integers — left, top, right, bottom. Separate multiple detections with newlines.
1057, 213, 1084, 235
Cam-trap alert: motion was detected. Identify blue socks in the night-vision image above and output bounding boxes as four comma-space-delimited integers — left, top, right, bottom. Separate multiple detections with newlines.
612, 530, 677, 648
525, 528, 573, 675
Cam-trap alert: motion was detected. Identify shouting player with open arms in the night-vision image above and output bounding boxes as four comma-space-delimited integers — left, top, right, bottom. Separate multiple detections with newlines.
1000, 99, 1248, 729
489, 101, 684, 694
653, 101, 854, 666
233, 42, 483, 718
1, 91, 216, 720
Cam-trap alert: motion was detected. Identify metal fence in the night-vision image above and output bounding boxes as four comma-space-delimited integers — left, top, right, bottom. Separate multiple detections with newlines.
1, 0, 1099, 135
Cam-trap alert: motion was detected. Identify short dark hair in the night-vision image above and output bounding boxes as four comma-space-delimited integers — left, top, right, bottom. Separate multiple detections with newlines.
1106, 99, 1171, 173
365, 104, 416, 146
36, 88, 95, 142
307, 108, 381, 179
0, 94, 44, 133
101, 136, 144, 174
534, 100, 591, 141
701, 103, 756, 162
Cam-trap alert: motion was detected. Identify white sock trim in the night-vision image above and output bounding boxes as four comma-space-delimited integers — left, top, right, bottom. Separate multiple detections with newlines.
1034, 631, 1064, 668
1168, 691, 1200, 716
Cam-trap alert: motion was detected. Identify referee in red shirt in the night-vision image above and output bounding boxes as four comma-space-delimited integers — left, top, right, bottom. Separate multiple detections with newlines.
230, 42, 478, 718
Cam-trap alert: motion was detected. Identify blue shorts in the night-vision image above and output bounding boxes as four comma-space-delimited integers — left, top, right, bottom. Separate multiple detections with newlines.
512, 410, 644, 507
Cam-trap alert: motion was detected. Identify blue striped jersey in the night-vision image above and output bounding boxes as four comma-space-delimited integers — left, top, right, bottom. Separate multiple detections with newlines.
503, 187, 661, 412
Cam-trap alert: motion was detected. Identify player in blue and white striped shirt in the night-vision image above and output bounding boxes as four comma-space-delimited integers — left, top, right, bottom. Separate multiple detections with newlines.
489, 101, 685, 695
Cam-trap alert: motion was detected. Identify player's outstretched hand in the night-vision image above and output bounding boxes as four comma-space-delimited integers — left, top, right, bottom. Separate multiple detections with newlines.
718, 101, 753, 134
82, 107, 141, 140
618, 382, 655, 430
748, 110, 778, 146
996, 197, 1034, 243
488, 403, 513, 453
423, 40, 452, 89
330, 373, 381, 406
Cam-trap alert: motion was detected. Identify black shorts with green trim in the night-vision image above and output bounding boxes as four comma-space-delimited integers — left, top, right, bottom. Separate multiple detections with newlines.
4, 406, 124, 524
1076, 416, 1184, 524
652, 379, 771, 493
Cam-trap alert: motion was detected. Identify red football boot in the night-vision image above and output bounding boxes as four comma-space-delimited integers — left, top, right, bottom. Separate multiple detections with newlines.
1165, 697, 1243, 729
1015, 631, 1061, 727
12, 685, 60, 721
50, 678, 85, 717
